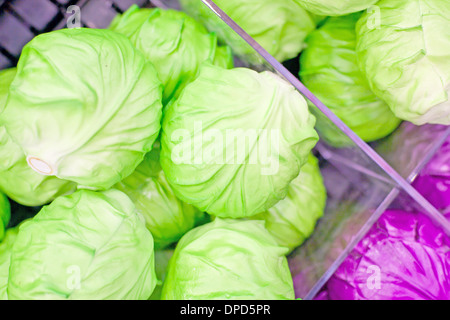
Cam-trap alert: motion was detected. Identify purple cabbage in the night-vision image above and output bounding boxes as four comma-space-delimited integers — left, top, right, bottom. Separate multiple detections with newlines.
412, 137, 450, 212
324, 209, 450, 300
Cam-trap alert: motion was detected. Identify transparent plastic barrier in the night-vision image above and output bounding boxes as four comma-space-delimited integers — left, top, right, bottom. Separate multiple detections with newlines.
313, 189, 450, 300
291, 125, 450, 299
375, 123, 450, 180
294, 125, 450, 298
289, 162, 396, 298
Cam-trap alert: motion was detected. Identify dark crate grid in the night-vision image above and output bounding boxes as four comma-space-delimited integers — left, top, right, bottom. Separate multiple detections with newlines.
0, 0, 151, 69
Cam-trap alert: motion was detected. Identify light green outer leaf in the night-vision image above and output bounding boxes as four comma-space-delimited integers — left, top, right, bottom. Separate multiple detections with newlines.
0, 68, 76, 206
110, 5, 233, 105
294, 0, 380, 16
161, 218, 294, 300
252, 153, 326, 254
0, 68, 16, 114
0, 28, 163, 190
179, 0, 318, 63
161, 63, 318, 218
356, 0, 450, 125
299, 13, 401, 147
115, 145, 208, 250
7, 189, 157, 300
0, 128, 77, 206
148, 249, 175, 300
0, 226, 19, 300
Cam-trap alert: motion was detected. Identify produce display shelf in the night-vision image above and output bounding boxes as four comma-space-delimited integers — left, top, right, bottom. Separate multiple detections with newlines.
0, 0, 449, 300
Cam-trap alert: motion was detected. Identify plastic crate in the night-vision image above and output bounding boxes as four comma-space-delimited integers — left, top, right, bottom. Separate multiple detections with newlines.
0, 0, 150, 68
0, 0, 449, 300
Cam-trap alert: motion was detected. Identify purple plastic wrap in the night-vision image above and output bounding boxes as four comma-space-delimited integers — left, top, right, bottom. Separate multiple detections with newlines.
325, 209, 450, 300
413, 138, 450, 212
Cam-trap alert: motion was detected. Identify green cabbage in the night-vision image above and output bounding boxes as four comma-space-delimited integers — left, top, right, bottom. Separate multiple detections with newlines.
7, 189, 157, 300
0, 68, 15, 109
109, 5, 233, 104
252, 153, 326, 253
0, 226, 19, 300
294, 0, 380, 16
299, 13, 401, 147
0, 192, 10, 242
179, 0, 319, 63
148, 249, 174, 300
114, 143, 208, 250
356, 0, 450, 125
0, 127, 77, 206
160, 63, 318, 218
0, 68, 77, 206
161, 218, 295, 300
0, 28, 163, 190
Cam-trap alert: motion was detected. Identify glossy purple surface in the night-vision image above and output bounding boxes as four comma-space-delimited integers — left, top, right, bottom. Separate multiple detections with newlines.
413, 139, 450, 212
325, 210, 450, 300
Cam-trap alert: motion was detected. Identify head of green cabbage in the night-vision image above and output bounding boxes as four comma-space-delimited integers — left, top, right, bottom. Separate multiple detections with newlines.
0, 226, 19, 300
299, 13, 401, 147
161, 63, 318, 218
110, 5, 233, 104
356, 0, 450, 125
0, 28, 163, 190
7, 189, 157, 300
161, 218, 295, 300
0, 68, 77, 207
